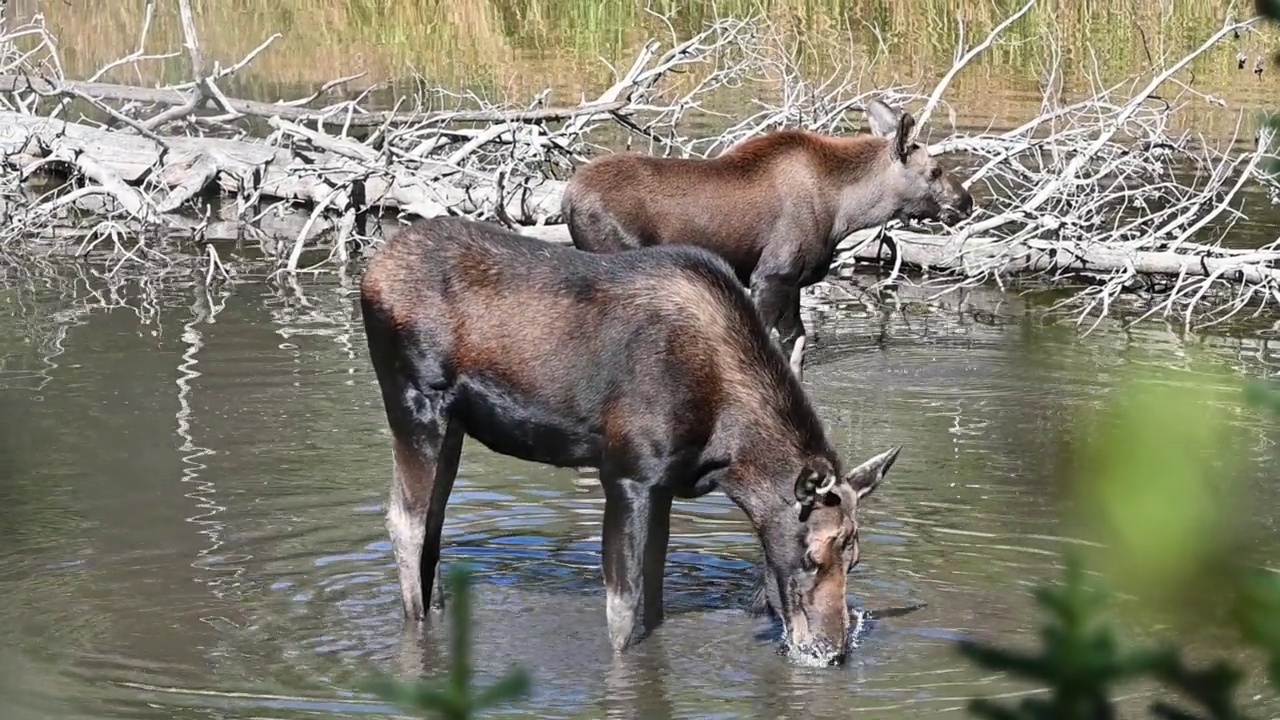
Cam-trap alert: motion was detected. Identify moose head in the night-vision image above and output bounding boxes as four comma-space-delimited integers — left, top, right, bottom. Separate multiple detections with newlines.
864, 98, 974, 227
755, 445, 902, 666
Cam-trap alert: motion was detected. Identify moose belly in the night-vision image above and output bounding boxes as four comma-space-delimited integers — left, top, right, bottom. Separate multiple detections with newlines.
453, 375, 602, 469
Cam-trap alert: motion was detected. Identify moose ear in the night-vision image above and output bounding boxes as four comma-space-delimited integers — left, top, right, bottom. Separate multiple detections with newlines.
892, 112, 916, 164
864, 98, 900, 139
793, 466, 821, 506
842, 445, 902, 501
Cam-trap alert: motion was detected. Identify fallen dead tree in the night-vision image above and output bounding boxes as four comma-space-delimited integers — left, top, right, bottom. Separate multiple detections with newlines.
1, 0, 1278, 329
0, 0, 780, 273
2, 0, 832, 271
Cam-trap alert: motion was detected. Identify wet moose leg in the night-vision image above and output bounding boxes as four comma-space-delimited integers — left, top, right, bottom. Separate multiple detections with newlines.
640, 485, 673, 635
600, 473, 674, 651
363, 297, 463, 621
386, 400, 463, 621
423, 421, 464, 610
749, 239, 811, 380
748, 563, 783, 619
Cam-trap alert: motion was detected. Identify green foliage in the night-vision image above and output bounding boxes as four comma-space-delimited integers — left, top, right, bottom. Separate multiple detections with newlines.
1231, 569, 1280, 689
366, 566, 531, 720
958, 366, 1280, 719
1234, 378, 1280, 690
958, 556, 1167, 720
960, 553, 1269, 720
1066, 366, 1243, 616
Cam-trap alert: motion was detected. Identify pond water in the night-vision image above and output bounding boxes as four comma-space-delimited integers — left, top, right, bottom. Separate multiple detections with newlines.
2, 254, 1280, 719
2, 1, 1280, 718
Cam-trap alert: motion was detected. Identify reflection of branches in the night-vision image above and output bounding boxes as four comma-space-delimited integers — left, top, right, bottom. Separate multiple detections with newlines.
267, 267, 373, 368
175, 280, 240, 603
1, 260, 98, 392
332, 264, 359, 367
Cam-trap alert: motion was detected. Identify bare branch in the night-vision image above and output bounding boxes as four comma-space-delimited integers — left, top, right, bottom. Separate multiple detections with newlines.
914, 0, 1037, 133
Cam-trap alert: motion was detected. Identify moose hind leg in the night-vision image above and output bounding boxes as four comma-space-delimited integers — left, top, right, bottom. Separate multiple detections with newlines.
640, 487, 673, 634
749, 278, 789, 342
751, 276, 808, 381
601, 475, 674, 651
388, 400, 463, 622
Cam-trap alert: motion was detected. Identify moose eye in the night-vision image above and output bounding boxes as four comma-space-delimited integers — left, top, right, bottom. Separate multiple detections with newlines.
929, 166, 943, 180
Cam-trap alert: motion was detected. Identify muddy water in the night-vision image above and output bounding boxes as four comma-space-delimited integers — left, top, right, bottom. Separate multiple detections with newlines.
1, 260, 1279, 719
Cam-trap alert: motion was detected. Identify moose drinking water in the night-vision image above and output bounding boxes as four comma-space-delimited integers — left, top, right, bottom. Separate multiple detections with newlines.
359, 216, 902, 666
561, 97, 974, 381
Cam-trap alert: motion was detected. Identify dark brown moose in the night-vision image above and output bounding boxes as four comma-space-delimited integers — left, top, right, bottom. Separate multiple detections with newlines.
561, 97, 974, 381
359, 216, 902, 666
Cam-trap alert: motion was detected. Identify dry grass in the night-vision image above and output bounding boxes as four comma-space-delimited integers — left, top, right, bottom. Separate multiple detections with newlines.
6, 0, 1279, 138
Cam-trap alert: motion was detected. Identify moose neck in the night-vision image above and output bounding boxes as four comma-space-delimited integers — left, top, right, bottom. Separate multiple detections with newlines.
825, 139, 903, 242
695, 291, 839, 520
716, 401, 839, 528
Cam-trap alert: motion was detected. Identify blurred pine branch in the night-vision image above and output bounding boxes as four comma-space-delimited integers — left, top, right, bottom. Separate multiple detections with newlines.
366, 565, 531, 720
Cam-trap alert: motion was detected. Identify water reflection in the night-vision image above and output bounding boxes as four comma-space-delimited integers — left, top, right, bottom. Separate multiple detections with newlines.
0, 259, 1278, 719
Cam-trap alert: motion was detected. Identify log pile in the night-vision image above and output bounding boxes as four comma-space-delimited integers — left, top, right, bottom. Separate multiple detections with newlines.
1, 0, 1278, 328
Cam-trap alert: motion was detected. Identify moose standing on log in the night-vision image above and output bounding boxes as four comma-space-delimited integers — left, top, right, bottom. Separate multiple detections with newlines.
561, 98, 975, 381
359, 215, 903, 666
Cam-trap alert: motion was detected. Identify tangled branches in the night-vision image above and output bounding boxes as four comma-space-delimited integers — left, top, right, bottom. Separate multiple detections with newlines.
0, 0, 1277, 330
826, 11, 1280, 331
0, 1, 762, 278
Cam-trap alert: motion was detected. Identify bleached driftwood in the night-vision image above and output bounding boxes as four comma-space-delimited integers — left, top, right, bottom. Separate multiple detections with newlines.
0, 111, 568, 223
0, 75, 634, 130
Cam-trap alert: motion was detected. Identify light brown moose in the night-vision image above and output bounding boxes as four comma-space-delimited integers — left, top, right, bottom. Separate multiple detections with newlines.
561, 97, 975, 381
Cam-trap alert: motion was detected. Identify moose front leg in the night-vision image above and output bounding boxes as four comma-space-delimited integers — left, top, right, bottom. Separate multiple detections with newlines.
600, 474, 674, 652
774, 285, 807, 382
748, 562, 783, 619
